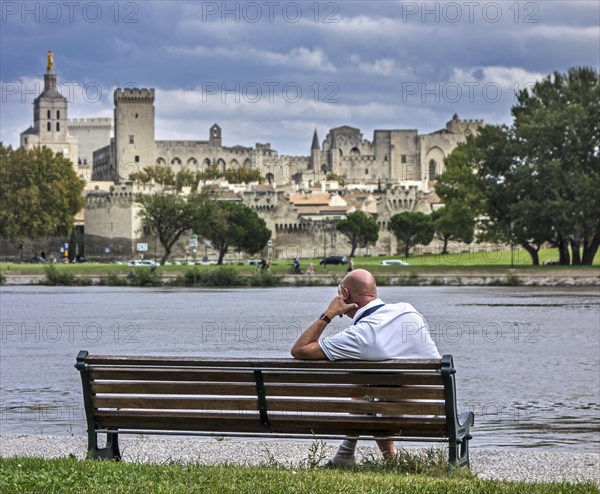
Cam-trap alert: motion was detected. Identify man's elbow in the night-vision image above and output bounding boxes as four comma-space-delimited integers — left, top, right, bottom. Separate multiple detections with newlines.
291, 344, 326, 360
290, 347, 306, 359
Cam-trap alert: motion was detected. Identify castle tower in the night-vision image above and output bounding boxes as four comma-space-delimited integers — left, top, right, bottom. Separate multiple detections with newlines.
309, 128, 320, 171
209, 124, 222, 147
20, 50, 78, 169
327, 131, 339, 173
113, 88, 155, 181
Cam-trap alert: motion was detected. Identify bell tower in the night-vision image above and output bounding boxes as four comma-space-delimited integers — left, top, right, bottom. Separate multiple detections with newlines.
20, 50, 78, 169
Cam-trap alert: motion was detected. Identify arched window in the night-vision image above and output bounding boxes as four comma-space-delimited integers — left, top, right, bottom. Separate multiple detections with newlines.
156, 157, 166, 166
350, 147, 360, 157
187, 158, 198, 167
429, 160, 437, 180
57, 110, 60, 119
47, 122, 51, 131
171, 157, 182, 166
47, 110, 51, 119
56, 122, 60, 131
217, 158, 226, 172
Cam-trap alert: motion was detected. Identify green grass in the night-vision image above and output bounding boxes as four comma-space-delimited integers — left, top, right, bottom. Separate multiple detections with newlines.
0, 456, 596, 494
1, 248, 598, 278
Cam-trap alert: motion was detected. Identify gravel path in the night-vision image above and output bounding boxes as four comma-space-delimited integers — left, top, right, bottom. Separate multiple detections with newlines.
1, 434, 598, 484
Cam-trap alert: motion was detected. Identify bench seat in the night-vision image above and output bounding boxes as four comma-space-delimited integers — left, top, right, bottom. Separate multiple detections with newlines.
75, 352, 474, 466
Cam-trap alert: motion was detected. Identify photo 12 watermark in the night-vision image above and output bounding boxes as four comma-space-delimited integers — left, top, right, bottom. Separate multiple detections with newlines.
1, 1, 140, 24
200, 1, 340, 23
1, 321, 140, 344
400, 1, 539, 24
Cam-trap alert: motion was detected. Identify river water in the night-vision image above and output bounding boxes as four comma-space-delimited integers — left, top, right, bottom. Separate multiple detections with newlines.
1, 285, 598, 452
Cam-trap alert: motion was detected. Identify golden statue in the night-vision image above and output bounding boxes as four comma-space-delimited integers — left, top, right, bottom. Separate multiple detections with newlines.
47, 50, 54, 72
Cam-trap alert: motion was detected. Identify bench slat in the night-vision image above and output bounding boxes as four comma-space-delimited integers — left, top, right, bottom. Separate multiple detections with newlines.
85, 356, 442, 370
95, 410, 448, 436
89, 369, 442, 386
91, 382, 444, 400
92, 396, 446, 416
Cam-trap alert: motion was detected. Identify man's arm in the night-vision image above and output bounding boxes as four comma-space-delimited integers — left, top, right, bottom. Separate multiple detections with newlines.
290, 294, 358, 360
290, 318, 329, 360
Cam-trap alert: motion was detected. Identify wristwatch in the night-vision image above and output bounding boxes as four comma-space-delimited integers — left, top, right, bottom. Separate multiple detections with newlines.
319, 312, 332, 324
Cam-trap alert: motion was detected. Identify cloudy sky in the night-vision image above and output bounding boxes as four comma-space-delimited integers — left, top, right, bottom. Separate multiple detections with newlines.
1, 1, 598, 156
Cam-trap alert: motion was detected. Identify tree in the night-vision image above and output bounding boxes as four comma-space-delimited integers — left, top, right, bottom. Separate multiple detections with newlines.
130, 165, 175, 186
431, 205, 474, 255
336, 211, 379, 258
198, 202, 271, 264
437, 126, 550, 265
389, 212, 434, 257
137, 192, 212, 265
0, 144, 84, 257
224, 165, 265, 184
437, 68, 599, 266
511, 67, 600, 265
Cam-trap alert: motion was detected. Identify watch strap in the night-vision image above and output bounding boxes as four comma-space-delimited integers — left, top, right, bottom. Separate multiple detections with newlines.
319, 312, 332, 323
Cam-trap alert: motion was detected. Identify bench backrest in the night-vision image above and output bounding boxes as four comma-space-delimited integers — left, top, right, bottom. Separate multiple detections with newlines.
76, 352, 460, 440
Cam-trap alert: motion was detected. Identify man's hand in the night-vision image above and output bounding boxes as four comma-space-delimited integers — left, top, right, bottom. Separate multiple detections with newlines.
324, 291, 358, 319
290, 293, 358, 360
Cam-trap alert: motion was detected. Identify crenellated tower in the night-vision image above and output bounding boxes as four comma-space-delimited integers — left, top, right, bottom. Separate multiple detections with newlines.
113, 88, 155, 181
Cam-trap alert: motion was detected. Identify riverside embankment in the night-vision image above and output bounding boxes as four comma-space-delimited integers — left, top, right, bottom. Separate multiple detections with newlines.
1, 267, 599, 286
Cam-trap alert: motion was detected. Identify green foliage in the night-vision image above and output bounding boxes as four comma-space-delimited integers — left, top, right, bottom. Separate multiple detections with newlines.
174, 267, 243, 287
512, 67, 600, 265
97, 272, 128, 286
224, 165, 265, 184
325, 173, 345, 185
361, 447, 451, 476
438, 67, 600, 266
129, 165, 175, 186
203, 266, 242, 286
43, 265, 91, 286
197, 163, 222, 182
0, 144, 84, 243
2, 456, 596, 494
389, 212, 435, 257
200, 202, 271, 264
431, 205, 475, 254
137, 191, 213, 266
336, 211, 379, 258
247, 271, 280, 287
126, 267, 162, 286
0, 271, 5, 285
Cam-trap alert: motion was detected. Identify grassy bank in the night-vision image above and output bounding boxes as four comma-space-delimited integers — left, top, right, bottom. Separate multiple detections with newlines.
0, 248, 598, 287
0, 456, 597, 494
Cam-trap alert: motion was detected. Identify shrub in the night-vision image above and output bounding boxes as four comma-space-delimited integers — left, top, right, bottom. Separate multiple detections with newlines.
43, 265, 92, 286
126, 267, 162, 287
248, 271, 280, 287
97, 272, 128, 286
205, 266, 242, 286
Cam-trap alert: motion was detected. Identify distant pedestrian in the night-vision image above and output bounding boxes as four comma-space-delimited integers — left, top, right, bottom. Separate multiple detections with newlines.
347, 257, 353, 272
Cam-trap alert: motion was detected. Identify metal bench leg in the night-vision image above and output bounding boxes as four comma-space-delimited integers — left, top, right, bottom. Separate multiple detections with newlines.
87, 430, 121, 461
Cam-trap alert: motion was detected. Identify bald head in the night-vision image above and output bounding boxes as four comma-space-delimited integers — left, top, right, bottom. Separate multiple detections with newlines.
342, 269, 377, 299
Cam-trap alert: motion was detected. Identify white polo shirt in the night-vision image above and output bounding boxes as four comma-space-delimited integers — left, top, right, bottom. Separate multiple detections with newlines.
319, 298, 441, 361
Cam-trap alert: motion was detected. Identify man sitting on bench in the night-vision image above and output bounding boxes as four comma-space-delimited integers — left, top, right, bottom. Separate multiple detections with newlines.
291, 269, 441, 467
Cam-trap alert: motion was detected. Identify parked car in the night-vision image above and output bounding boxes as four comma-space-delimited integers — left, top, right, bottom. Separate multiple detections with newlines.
544, 260, 560, 266
319, 255, 347, 265
380, 259, 410, 266
127, 260, 157, 267
245, 259, 262, 265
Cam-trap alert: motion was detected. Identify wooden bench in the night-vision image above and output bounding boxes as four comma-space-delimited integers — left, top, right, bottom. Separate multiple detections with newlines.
75, 351, 474, 466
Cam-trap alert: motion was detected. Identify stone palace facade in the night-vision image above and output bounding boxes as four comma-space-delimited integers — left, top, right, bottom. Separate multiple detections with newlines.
19, 52, 485, 260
